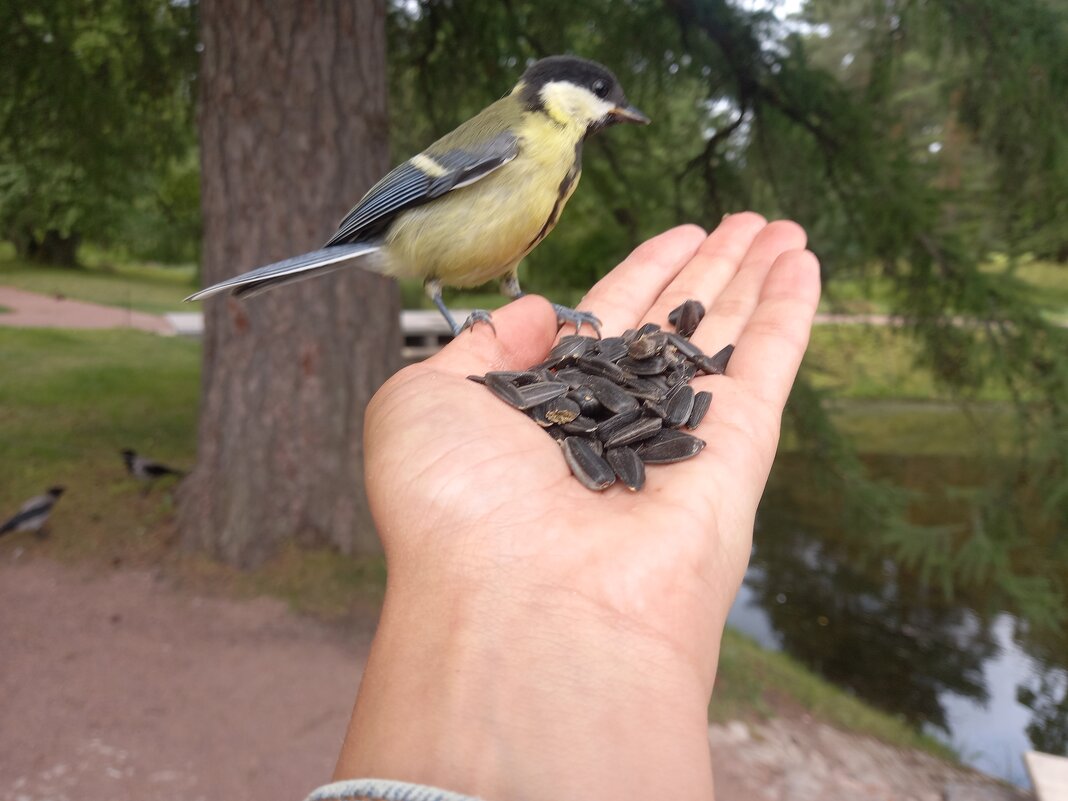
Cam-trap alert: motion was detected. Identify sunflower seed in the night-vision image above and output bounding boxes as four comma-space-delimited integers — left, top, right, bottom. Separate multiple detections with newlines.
627, 332, 666, 360
665, 363, 697, 387
554, 367, 590, 389
623, 376, 668, 402
562, 437, 616, 491
531, 396, 581, 426
664, 384, 696, 428
562, 415, 599, 434
545, 424, 568, 441
604, 415, 663, 449
515, 381, 570, 409
644, 399, 668, 419
512, 371, 545, 386
594, 336, 629, 362
665, 332, 706, 360
636, 322, 662, 337
585, 375, 640, 414
484, 374, 527, 408
547, 335, 595, 364
606, 447, 645, 491
687, 390, 712, 430
568, 387, 603, 416
636, 430, 706, 464
669, 300, 706, 337
485, 370, 527, 382
693, 345, 734, 375
577, 355, 632, 384
618, 355, 670, 376
594, 408, 642, 441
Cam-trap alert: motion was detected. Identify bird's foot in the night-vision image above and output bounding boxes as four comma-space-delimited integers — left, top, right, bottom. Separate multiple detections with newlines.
457, 309, 497, 336
552, 304, 601, 337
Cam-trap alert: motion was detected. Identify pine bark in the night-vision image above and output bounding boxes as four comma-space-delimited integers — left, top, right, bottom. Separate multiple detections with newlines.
180, 0, 398, 566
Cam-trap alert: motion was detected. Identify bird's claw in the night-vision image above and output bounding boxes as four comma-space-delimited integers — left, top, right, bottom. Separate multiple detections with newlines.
458, 309, 497, 336
552, 304, 601, 337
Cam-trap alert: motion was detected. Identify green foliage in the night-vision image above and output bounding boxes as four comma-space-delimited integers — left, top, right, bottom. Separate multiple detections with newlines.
0, 0, 198, 263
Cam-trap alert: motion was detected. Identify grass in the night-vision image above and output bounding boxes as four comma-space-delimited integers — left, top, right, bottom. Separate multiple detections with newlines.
821, 255, 1068, 324
0, 328, 200, 562
0, 244, 198, 315
0, 326, 388, 614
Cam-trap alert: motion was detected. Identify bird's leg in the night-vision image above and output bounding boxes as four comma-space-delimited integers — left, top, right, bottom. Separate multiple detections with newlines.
499, 273, 602, 337
424, 279, 494, 336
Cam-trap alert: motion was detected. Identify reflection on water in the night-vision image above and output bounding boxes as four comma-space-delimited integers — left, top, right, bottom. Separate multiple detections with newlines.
727, 452, 1068, 785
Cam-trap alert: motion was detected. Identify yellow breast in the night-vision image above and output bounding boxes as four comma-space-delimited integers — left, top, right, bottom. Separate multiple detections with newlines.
383, 113, 585, 288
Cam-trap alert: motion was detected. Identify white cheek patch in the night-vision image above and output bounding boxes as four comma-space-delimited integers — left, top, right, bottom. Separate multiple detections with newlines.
540, 81, 615, 127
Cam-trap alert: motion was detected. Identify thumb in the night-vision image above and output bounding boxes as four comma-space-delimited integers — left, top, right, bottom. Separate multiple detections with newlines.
428, 295, 559, 376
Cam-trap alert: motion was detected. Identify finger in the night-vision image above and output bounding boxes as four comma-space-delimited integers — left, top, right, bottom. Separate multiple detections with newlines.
643, 212, 769, 327
428, 295, 558, 376
690, 220, 808, 356
728, 249, 822, 409
566, 224, 707, 338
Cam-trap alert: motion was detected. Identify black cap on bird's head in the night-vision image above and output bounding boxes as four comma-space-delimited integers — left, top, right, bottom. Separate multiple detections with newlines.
517, 55, 650, 132
47, 486, 65, 497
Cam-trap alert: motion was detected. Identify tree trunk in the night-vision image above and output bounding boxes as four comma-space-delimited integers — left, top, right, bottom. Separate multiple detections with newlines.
180, 0, 399, 567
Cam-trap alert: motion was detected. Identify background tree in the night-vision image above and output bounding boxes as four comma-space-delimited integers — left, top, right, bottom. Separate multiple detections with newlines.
178, 0, 399, 566
0, 0, 197, 265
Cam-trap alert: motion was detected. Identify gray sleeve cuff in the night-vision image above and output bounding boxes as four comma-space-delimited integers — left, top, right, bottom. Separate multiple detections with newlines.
304, 778, 486, 801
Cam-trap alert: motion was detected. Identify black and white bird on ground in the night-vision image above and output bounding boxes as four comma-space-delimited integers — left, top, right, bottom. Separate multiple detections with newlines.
0, 486, 66, 539
121, 449, 185, 492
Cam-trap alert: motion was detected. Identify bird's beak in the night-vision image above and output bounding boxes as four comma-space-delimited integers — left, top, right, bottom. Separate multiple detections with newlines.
610, 104, 651, 125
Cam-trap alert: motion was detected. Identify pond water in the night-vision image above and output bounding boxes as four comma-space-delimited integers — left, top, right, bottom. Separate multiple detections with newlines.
726, 450, 1067, 787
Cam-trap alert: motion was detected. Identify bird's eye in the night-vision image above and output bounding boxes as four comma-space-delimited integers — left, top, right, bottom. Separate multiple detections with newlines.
592, 79, 609, 98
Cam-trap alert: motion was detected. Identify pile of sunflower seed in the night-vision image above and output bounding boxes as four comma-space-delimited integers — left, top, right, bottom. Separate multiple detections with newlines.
468, 300, 732, 492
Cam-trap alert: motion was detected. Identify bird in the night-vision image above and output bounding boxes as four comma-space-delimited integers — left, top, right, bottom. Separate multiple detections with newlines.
186, 55, 650, 336
121, 448, 185, 491
0, 486, 65, 539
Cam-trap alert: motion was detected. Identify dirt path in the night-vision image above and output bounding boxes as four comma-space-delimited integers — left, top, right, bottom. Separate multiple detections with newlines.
0, 557, 1028, 801
1, 558, 365, 801
0, 286, 174, 334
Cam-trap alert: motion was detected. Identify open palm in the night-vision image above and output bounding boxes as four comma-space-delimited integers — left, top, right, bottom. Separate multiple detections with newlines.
362, 214, 820, 693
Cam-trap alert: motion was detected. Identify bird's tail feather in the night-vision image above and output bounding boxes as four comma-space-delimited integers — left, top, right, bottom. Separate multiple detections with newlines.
185, 243, 382, 302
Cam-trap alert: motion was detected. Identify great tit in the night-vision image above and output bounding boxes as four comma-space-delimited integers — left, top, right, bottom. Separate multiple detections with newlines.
187, 55, 649, 335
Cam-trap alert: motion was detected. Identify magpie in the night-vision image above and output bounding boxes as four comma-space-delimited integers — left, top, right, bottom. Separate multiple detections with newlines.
0, 486, 66, 538
121, 448, 185, 491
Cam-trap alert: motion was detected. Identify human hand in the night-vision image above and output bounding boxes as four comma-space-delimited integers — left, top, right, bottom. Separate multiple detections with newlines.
339, 214, 820, 800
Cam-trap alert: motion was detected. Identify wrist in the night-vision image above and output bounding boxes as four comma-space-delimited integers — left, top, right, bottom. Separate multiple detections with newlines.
335, 568, 717, 800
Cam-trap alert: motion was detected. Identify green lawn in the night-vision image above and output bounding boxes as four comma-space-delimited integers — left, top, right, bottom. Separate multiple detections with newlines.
821, 255, 1068, 324
0, 328, 199, 559
0, 247, 198, 315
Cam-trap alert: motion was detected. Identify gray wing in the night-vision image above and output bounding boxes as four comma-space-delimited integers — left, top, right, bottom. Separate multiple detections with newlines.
1, 495, 52, 534
325, 131, 519, 247
19, 493, 50, 514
